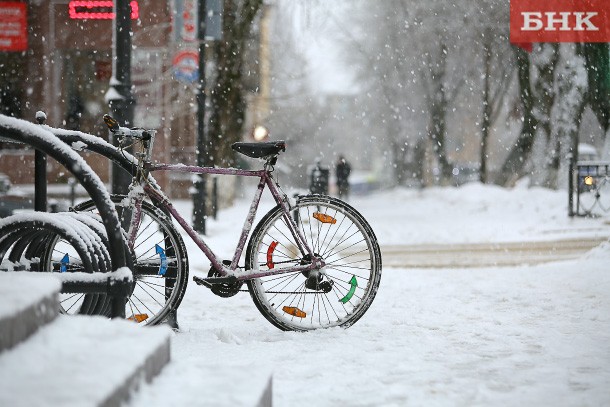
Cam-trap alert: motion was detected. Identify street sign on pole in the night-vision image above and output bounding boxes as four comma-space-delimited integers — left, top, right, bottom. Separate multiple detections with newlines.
173, 0, 222, 42
173, 50, 199, 83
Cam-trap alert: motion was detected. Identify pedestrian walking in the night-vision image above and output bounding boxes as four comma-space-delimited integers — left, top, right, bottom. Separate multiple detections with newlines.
336, 155, 351, 199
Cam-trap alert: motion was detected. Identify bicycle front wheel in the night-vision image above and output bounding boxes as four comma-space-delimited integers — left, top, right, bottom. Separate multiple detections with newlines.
74, 196, 189, 326
246, 195, 382, 331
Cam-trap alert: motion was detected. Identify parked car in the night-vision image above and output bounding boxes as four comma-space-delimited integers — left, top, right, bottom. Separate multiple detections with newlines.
0, 173, 10, 193
0, 173, 33, 218
578, 143, 599, 162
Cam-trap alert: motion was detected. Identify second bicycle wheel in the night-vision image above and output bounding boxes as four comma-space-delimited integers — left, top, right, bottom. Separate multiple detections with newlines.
246, 195, 382, 331
74, 196, 189, 325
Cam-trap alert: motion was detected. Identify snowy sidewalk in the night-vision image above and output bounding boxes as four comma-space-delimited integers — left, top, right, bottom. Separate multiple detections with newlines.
127, 185, 610, 406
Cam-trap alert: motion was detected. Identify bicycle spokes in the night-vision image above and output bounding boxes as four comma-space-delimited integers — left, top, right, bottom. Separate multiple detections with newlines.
247, 196, 381, 331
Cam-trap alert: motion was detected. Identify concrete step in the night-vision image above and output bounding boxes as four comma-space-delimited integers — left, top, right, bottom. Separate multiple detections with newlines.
0, 272, 60, 352
130, 365, 273, 407
0, 315, 171, 407
0, 272, 172, 407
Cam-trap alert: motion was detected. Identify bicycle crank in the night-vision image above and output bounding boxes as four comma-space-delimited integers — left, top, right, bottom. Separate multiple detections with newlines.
193, 260, 243, 298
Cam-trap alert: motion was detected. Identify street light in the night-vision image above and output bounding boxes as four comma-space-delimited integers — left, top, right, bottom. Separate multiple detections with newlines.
253, 125, 268, 142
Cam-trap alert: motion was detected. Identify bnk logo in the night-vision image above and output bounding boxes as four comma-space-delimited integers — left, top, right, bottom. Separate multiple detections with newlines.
510, 0, 609, 43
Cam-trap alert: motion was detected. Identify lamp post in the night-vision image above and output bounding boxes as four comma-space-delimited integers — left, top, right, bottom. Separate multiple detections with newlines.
106, 0, 135, 195
192, 0, 208, 234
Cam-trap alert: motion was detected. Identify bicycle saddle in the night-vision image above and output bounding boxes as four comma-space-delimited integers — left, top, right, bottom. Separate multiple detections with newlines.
231, 141, 286, 159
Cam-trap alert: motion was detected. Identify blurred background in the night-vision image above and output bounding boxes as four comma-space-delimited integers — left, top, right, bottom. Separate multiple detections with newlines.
0, 0, 608, 205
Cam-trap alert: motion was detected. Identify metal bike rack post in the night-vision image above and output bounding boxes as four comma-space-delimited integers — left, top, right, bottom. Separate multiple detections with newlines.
34, 113, 47, 212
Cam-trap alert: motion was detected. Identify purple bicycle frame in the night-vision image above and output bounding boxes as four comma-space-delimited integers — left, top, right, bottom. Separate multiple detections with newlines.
135, 162, 321, 281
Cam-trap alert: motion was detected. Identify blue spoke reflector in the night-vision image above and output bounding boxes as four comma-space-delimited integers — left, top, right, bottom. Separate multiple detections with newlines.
155, 244, 168, 276
60, 253, 69, 273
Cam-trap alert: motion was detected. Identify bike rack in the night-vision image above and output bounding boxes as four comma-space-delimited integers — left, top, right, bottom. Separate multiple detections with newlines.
0, 113, 131, 319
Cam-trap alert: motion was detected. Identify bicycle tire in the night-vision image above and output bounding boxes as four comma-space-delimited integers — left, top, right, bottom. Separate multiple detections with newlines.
74, 195, 189, 326
245, 195, 382, 331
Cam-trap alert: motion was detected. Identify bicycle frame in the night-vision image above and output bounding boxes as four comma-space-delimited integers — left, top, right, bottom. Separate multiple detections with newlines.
126, 162, 324, 281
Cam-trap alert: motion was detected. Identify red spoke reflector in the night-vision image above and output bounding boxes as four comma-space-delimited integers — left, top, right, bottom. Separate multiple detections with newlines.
282, 306, 306, 318
266, 241, 278, 269
128, 313, 148, 323
313, 212, 337, 224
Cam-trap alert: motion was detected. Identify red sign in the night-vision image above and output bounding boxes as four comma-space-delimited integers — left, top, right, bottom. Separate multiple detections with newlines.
0, 2, 27, 51
68, 1, 139, 20
511, 0, 610, 43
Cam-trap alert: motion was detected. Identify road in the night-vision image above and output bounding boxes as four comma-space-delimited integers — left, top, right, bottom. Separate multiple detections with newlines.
381, 237, 607, 268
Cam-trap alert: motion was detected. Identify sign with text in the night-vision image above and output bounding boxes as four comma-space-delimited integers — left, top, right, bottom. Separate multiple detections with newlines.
0, 2, 27, 51
173, 0, 222, 42
68, 1, 139, 20
510, 0, 609, 43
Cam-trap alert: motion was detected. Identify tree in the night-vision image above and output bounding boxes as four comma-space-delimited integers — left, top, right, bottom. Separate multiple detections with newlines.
583, 43, 610, 135
546, 44, 587, 189
496, 44, 558, 185
207, 0, 264, 167
471, 0, 515, 183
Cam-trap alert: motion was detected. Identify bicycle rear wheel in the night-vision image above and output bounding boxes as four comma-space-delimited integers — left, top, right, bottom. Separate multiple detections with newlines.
74, 195, 189, 325
246, 195, 382, 331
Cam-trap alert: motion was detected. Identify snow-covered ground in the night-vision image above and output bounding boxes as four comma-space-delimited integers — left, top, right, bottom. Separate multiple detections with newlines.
129, 182, 610, 406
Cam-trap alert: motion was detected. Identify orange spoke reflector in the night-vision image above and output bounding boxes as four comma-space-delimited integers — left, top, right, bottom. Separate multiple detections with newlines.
128, 313, 149, 323
266, 241, 278, 269
313, 212, 336, 224
282, 306, 306, 318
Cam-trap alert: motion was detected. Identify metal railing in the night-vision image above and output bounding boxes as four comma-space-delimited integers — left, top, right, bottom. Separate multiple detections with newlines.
568, 154, 610, 217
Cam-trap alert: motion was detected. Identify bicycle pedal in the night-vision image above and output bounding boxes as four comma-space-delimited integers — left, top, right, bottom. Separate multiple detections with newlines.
193, 275, 238, 286
193, 275, 213, 288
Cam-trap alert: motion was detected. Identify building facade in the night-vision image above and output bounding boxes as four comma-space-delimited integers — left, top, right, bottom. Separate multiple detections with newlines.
0, 0, 204, 197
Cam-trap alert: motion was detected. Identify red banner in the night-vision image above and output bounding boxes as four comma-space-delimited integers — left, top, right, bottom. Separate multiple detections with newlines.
0, 2, 27, 51
510, 0, 610, 43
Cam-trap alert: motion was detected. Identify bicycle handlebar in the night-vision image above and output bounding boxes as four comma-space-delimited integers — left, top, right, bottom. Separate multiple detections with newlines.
103, 114, 155, 141
103, 114, 156, 162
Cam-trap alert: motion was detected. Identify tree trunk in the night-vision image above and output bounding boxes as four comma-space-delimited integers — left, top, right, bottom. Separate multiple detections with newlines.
583, 43, 610, 134
546, 45, 588, 189
426, 43, 452, 183
479, 36, 492, 184
534, 44, 559, 187
207, 0, 263, 167
496, 47, 537, 186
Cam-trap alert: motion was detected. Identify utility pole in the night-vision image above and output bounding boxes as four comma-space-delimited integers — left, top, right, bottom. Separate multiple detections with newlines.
192, 0, 208, 234
106, 0, 135, 195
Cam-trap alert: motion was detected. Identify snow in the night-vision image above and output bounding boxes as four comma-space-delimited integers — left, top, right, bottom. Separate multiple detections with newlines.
128, 183, 610, 406
0, 272, 60, 320
53, 266, 133, 285
0, 315, 170, 407
69, 140, 88, 151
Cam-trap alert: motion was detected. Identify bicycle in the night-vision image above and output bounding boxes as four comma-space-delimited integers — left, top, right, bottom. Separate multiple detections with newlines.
69, 115, 382, 331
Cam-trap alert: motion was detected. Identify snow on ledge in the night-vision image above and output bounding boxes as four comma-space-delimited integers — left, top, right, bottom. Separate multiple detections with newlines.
53, 267, 134, 285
